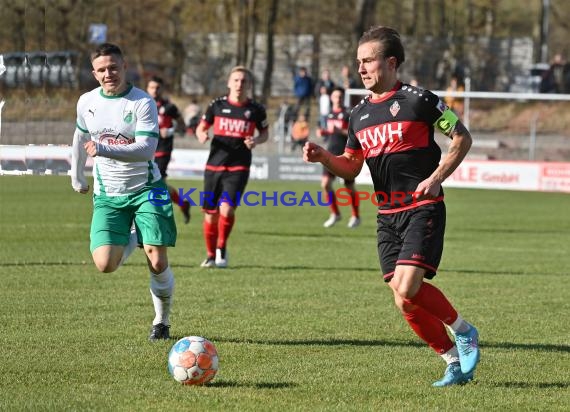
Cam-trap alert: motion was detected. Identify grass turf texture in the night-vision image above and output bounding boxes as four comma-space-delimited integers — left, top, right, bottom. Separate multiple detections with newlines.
0, 176, 568, 411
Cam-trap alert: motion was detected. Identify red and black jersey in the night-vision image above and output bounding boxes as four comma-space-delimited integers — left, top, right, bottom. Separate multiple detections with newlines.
155, 97, 182, 157
322, 107, 350, 156
200, 96, 268, 172
347, 82, 449, 213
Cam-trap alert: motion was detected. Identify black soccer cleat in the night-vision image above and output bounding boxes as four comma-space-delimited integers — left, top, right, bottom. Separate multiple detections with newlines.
149, 323, 170, 341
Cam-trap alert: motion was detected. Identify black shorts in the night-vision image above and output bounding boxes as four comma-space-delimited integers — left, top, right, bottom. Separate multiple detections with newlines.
202, 170, 249, 212
155, 155, 171, 178
377, 201, 446, 282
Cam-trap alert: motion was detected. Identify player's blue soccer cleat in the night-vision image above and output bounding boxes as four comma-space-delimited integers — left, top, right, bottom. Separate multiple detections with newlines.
455, 324, 480, 374
432, 362, 474, 387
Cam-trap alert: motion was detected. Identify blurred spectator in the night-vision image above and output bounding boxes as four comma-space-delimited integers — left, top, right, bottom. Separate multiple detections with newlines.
290, 113, 310, 151
314, 68, 336, 97
444, 75, 464, 118
435, 50, 456, 89
339, 65, 359, 89
539, 54, 568, 93
293, 66, 313, 117
317, 85, 331, 130
184, 97, 202, 136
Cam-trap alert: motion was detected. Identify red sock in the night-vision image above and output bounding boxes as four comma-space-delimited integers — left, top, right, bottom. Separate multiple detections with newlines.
407, 282, 458, 325
326, 191, 340, 215
203, 219, 218, 258
403, 307, 455, 354
217, 215, 235, 249
169, 187, 180, 206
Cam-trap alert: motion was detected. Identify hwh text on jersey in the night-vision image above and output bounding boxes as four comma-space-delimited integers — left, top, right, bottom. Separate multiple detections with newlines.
356, 122, 403, 150
215, 117, 254, 136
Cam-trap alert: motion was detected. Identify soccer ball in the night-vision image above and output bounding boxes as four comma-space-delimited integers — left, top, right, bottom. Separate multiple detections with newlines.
168, 336, 219, 385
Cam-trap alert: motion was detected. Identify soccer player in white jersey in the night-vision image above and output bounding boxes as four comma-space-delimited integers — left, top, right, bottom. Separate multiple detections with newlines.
70, 43, 177, 341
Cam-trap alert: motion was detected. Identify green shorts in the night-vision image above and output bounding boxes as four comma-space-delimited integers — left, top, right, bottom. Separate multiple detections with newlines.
90, 180, 177, 252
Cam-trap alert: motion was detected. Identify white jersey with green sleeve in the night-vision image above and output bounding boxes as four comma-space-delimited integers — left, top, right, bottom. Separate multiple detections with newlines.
75, 84, 161, 196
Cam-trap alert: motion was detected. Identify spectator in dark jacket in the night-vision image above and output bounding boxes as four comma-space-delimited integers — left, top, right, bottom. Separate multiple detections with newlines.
293, 66, 313, 117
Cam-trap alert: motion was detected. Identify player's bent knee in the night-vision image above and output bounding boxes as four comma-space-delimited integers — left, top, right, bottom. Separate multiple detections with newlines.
92, 246, 122, 273
144, 245, 169, 274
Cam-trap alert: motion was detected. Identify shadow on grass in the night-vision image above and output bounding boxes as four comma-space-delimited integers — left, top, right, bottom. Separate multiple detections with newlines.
492, 381, 569, 389
206, 380, 297, 389
243, 230, 371, 239
210, 336, 570, 353
209, 336, 424, 348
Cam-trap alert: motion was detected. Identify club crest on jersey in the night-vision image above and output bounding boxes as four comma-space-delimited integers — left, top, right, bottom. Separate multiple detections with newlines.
389, 101, 400, 117
123, 110, 133, 124
244, 110, 251, 119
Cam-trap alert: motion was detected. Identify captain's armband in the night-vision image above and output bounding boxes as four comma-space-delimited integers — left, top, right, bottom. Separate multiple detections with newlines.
434, 108, 459, 137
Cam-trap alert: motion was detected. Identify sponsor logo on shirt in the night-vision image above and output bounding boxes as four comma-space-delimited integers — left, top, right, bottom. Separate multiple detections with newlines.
99, 133, 135, 145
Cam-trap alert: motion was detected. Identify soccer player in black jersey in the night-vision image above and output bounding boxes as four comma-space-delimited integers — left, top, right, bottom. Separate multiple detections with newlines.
317, 87, 360, 228
195, 66, 269, 268
303, 26, 480, 387
146, 76, 191, 224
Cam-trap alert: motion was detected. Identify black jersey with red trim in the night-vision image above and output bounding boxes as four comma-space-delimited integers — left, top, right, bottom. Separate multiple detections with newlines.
346, 82, 452, 213
323, 108, 350, 156
201, 96, 268, 171
155, 97, 181, 156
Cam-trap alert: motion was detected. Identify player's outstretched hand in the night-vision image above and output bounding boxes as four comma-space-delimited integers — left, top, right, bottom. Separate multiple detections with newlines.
303, 141, 326, 163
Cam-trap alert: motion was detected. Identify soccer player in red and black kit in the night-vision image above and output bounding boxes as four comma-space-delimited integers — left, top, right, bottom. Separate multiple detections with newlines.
317, 87, 360, 228
303, 26, 480, 387
195, 66, 268, 268
146, 76, 191, 224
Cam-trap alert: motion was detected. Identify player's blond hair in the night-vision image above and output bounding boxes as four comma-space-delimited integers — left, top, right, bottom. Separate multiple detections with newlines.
228, 66, 253, 85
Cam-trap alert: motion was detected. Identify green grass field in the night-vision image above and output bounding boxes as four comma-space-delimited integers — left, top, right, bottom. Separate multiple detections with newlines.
0, 176, 569, 411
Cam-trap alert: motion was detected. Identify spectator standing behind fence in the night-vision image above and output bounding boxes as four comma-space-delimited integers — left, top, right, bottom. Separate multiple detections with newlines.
290, 113, 310, 151
314, 69, 336, 96
339, 64, 359, 89
318, 85, 331, 131
541, 54, 567, 93
184, 97, 202, 136
293, 66, 313, 117
444, 75, 464, 119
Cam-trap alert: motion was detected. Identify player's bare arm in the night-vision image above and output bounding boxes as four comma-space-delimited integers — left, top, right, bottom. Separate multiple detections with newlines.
303, 142, 364, 180
245, 128, 269, 150
195, 122, 210, 144
417, 121, 472, 198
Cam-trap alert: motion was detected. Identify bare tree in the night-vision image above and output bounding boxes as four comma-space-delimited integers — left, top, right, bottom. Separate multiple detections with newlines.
261, 0, 278, 103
